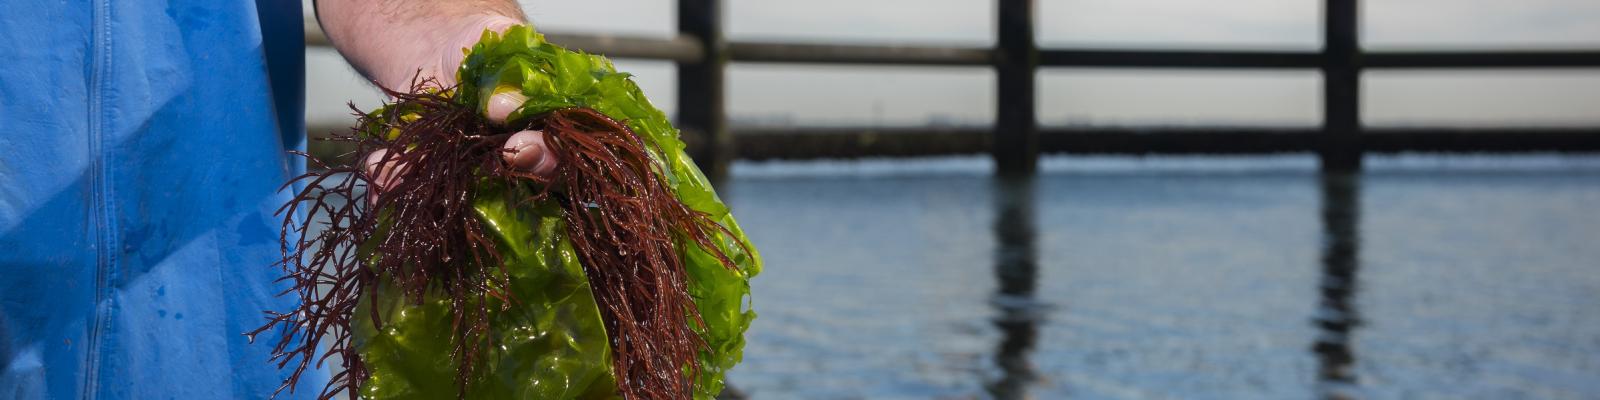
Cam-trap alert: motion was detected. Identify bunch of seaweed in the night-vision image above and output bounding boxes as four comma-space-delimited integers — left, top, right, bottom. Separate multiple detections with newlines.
250, 77, 740, 400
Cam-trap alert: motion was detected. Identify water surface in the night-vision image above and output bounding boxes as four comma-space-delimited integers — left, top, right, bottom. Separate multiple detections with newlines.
720, 156, 1600, 400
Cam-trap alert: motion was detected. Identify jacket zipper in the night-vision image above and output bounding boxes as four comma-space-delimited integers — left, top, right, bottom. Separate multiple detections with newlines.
81, 0, 117, 398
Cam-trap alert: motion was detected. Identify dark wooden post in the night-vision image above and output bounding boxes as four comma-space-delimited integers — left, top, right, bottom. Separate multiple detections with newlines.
995, 0, 1039, 176
1322, 0, 1362, 171
678, 0, 730, 179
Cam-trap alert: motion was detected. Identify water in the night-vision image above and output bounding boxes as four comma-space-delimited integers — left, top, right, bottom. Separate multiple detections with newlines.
718, 156, 1600, 400
304, 155, 1600, 399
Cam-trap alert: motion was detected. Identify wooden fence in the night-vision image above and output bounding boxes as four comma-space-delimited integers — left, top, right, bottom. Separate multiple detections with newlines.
306, 0, 1600, 176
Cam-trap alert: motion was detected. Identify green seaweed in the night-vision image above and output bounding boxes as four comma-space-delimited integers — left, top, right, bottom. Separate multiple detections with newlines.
351, 25, 761, 399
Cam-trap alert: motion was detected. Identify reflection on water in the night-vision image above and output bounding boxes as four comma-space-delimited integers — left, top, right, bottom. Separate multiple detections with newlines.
988, 176, 1042, 399
1314, 173, 1362, 399
721, 157, 1600, 400
309, 157, 1600, 399
958, 170, 1377, 399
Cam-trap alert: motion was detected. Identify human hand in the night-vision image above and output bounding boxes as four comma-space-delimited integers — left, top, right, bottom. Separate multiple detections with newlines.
355, 19, 556, 205
313, 0, 553, 202
362, 94, 557, 206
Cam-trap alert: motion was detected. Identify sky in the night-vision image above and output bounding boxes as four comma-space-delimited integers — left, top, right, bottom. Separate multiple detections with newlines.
305, 0, 1600, 128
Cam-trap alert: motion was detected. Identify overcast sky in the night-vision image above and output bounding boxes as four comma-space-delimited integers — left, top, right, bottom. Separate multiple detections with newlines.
306, 0, 1600, 128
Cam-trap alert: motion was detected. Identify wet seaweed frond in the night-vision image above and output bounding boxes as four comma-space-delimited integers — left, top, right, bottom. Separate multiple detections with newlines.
525, 107, 742, 399
252, 76, 742, 400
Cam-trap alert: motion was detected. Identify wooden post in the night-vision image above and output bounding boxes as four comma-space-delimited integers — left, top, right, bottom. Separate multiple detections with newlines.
678, 0, 730, 179
995, 0, 1039, 176
1322, 0, 1361, 171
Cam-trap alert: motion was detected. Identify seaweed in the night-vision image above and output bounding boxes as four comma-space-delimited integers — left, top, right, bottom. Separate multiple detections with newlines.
251, 23, 759, 400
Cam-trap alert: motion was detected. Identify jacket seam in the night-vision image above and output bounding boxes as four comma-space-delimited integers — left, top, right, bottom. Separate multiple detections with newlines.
81, 0, 118, 399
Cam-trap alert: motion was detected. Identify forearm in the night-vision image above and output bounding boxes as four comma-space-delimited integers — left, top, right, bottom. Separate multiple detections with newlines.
316, 0, 526, 90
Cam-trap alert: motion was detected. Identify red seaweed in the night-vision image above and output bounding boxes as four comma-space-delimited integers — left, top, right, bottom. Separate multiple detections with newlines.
250, 77, 741, 400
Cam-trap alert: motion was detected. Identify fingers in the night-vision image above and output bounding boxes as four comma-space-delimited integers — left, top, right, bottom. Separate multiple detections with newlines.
501, 130, 558, 177
484, 90, 559, 176
362, 149, 404, 207
485, 91, 529, 124
363, 128, 556, 209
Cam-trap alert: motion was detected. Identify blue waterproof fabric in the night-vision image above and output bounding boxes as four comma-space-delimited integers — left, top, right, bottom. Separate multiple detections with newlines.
0, 1, 325, 398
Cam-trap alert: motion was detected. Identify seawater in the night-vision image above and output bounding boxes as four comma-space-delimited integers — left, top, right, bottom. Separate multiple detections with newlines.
720, 155, 1600, 400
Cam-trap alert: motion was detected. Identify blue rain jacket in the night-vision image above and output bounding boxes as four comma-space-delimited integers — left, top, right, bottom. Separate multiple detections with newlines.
0, 0, 326, 398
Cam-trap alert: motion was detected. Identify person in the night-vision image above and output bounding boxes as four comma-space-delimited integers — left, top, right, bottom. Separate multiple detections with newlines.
0, 0, 549, 398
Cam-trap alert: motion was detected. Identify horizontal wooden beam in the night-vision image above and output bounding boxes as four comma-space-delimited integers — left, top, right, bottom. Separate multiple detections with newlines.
733, 127, 991, 160
308, 25, 1600, 70
547, 33, 704, 63
305, 20, 702, 63
727, 127, 1600, 158
1041, 127, 1321, 153
731, 127, 1328, 156
728, 42, 993, 66
1361, 127, 1600, 151
1040, 50, 1322, 69
306, 124, 1600, 164
1038, 50, 1600, 69
1363, 51, 1600, 68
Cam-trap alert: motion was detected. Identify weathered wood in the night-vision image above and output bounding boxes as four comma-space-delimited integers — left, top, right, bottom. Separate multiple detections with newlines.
1361, 128, 1600, 152
545, 33, 704, 63
678, 0, 730, 179
1040, 128, 1320, 154
308, 23, 1600, 71
307, 124, 1600, 165
1322, 0, 1362, 171
733, 127, 991, 160
733, 127, 1600, 158
1040, 50, 1321, 68
1365, 51, 1600, 68
995, 0, 1039, 176
305, 17, 703, 62
305, 22, 1600, 70
729, 42, 992, 66
300, 9, 1600, 168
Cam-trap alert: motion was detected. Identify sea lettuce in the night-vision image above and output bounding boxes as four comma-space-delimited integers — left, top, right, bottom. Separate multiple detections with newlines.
353, 24, 761, 399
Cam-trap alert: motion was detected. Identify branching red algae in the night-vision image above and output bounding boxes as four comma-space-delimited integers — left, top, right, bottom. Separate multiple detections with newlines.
251, 78, 741, 400
532, 107, 742, 400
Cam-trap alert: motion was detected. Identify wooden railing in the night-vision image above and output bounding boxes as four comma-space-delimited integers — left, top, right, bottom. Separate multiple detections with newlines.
306, 0, 1600, 176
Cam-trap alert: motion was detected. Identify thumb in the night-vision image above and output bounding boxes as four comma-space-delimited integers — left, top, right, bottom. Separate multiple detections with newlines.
485, 90, 528, 124
502, 130, 558, 176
